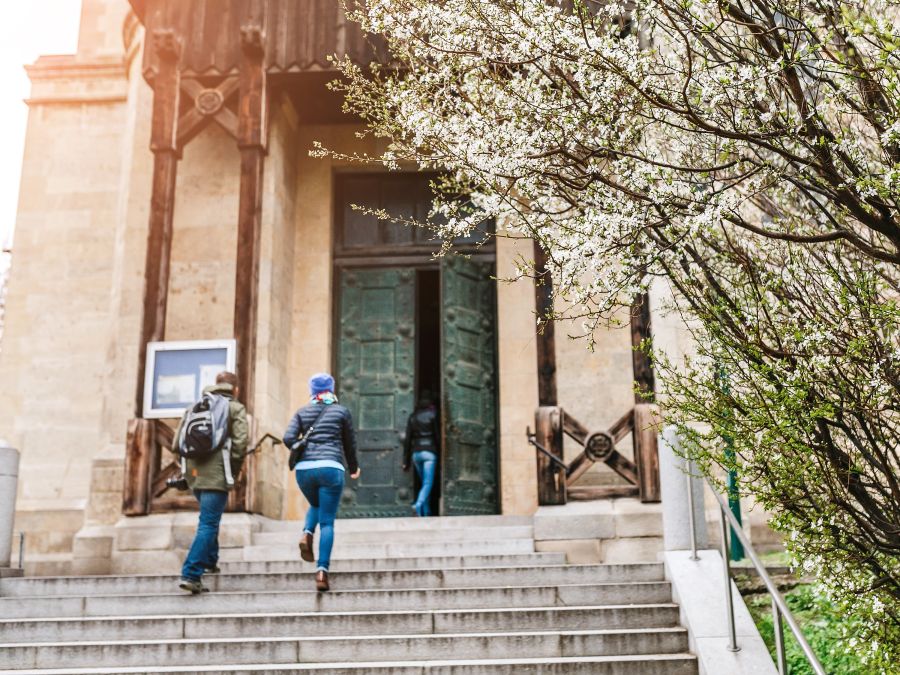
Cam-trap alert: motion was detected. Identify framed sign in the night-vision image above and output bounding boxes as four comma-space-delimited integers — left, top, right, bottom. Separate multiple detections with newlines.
142, 339, 237, 419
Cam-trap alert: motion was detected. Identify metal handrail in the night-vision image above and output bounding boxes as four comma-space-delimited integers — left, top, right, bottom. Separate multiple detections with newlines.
525, 427, 568, 471
687, 471, 827, 675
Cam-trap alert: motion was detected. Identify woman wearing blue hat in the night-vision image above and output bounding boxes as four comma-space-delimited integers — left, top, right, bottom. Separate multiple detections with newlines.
283, 373, 360, 591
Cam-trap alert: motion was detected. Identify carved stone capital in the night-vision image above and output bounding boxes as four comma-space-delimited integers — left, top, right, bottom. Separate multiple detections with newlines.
240, 25, 265, 58
152, 29, 182, 62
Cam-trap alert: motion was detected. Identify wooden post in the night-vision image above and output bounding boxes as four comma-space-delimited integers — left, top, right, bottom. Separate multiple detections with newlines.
630, 291, 660, 501
533, 240, 557, 406
123, 419, 155, 515
233, 26, 267, 414
535, 406, 566, 505
634, 403, 662, 502
630, 292, 656, 403
134, 30, 182, 416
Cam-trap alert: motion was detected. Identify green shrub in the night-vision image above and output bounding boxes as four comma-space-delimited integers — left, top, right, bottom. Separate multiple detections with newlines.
746, 584, 879, 674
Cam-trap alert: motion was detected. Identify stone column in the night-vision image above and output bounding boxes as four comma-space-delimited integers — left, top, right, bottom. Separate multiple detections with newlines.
0, 442, 20, 570
659, 426, 709, 550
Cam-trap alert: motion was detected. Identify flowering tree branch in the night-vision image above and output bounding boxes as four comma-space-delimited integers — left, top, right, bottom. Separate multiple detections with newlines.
323, 0, 900, 664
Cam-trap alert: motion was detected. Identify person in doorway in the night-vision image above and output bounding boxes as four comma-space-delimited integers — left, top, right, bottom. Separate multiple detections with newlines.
283, 373, 360, 591
403, 391, 440, 517
173, 371, 249, 594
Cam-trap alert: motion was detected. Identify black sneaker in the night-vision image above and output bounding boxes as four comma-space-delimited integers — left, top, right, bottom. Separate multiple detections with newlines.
203, 565, 221, 574
178, 578, 208, 594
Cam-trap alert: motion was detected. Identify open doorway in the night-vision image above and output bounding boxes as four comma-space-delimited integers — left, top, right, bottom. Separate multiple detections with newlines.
414, 269, 442, 515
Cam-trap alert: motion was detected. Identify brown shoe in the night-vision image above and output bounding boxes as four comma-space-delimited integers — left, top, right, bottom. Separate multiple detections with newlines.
315, 569, 329, 592
299, 532, 314, 563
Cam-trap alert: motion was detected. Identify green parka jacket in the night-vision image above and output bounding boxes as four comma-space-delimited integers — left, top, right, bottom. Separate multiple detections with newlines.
171, 383, 249, 492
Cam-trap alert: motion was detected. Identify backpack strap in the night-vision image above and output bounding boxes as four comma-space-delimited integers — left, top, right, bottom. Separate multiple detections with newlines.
300, 404, 331, 446
222, 437, 234, 486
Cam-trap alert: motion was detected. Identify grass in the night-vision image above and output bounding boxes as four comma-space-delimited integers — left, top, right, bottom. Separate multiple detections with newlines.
745, 583, 876, 674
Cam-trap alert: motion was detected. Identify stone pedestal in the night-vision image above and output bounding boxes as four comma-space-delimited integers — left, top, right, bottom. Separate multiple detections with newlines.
0, 443, 21, 573
659, 426, 709, 551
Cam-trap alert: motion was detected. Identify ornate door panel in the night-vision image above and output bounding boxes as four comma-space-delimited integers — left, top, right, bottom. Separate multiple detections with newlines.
440, 257, 499, 515
337, 268, 416, 517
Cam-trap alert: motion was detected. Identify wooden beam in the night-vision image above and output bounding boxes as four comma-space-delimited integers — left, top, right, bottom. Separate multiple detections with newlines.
608, 407, 636, 443
562, 414, 588, 444
565, 408, 639, 487
177, 77, 240, 149
634, 403, 662, 502
567, 485, 639, 501
150, 496, 199, 513
134, 30, 182, 416
151, 460, 181, 498
533, 240, 557, 406
630, 292, 656, 404
535, 406, 566, 505
233, 26, 268, 414
122, 418, 154, 516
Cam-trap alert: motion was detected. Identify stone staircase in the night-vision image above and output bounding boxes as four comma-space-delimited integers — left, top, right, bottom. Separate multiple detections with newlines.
0, 515, 698, 674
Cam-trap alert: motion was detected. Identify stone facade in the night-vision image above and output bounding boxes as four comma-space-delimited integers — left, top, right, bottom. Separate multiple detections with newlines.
0, 1, 779, 574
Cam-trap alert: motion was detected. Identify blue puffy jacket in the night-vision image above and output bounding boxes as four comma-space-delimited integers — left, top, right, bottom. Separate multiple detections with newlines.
283, 402, 359, 473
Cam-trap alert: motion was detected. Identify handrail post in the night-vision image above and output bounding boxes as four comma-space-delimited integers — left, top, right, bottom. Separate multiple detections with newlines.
534, 407, 566, 506
719, 505, 741, 652
710, 479, 827, 674
0, 443, 20, 571
686, 463, 699, 561
773, 598, 787, 674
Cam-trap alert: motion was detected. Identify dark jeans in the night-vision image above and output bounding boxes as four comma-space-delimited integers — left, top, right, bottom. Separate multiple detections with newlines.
182, 489, 228, 581
296, 467, 345, 571
413, 450, 438, 517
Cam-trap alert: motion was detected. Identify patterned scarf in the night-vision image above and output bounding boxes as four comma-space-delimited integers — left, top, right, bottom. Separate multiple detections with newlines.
311, 391, 338, 405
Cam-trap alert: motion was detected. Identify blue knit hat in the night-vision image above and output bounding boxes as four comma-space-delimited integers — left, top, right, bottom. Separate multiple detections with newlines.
309, 372, 335, 396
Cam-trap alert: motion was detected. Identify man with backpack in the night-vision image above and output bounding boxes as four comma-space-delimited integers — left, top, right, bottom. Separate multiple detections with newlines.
171, 371, 249, 593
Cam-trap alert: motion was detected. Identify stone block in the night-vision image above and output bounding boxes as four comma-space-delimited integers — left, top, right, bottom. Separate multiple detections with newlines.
612, 498, 664, 538
90, 463, 125, 491
535, 539, 602, 564
72, 528, 113, 559
665, 550, 776, 675
601, 536, 664, 563
172, 524, 196, 550
23, 553, 72, 577
115, 525, 173, 551
85, 490, 124, 524
218, 524, 255, 549
533, 501, 615, 541
71, 556, 112, 576
110, 549, 184, 575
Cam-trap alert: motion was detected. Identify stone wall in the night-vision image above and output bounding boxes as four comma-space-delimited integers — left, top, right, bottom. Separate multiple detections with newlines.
0, 0, 133, 569
495, 232, 540, 515
251, 96, 301, 517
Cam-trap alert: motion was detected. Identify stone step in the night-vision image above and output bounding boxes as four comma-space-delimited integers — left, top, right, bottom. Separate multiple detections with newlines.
250, 526, 534, 546
217, 552, 564, 574
0, 653, 698, 674
0, 627, 691, 670
258, 515, 534, 533
231, 539, 535, 562
0, 581, 673, 619
0, 563, 664, 597
0, 604, 682, 644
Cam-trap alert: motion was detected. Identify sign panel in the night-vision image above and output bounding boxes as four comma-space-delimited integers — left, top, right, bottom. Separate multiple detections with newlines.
142, 339, 237, 419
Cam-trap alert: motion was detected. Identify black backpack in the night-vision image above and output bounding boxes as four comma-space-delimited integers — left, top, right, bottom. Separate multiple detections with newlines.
177, 392, 231, 459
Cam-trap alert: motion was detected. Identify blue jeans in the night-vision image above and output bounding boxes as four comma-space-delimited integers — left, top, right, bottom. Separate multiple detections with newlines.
413, 450, 438, 517
296, 467, 345, 570
182, 489, 228, 581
